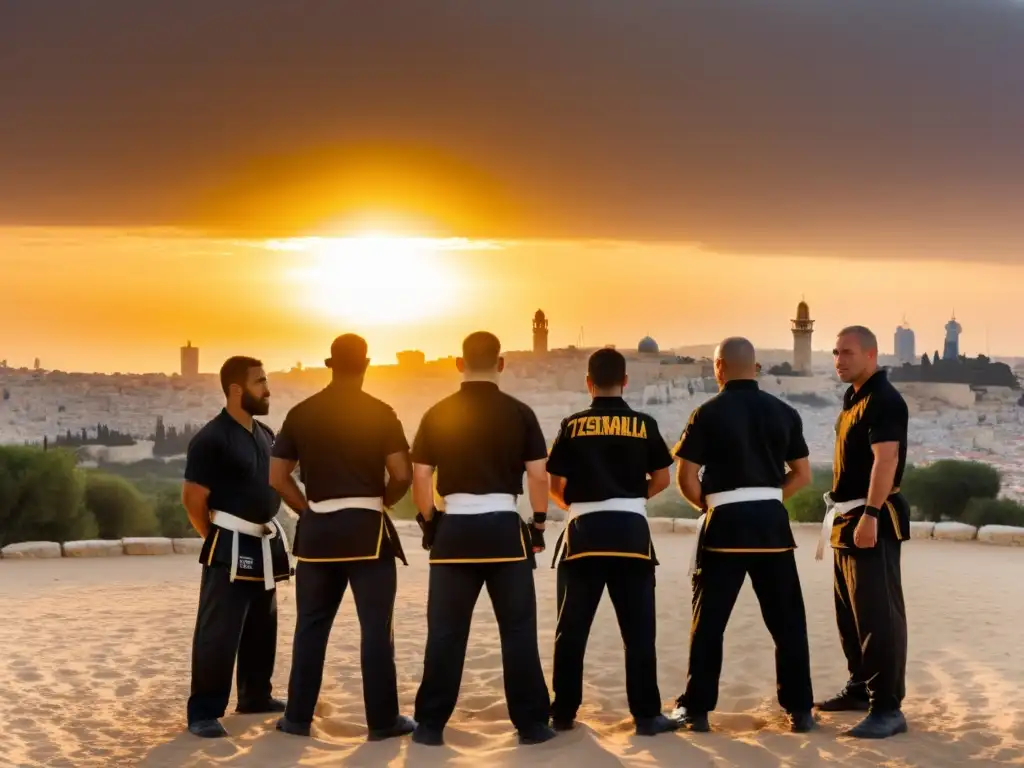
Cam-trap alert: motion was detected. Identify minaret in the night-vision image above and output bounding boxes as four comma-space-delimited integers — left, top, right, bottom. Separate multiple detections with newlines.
791, 299, 814, 375
532, 310, 549, 355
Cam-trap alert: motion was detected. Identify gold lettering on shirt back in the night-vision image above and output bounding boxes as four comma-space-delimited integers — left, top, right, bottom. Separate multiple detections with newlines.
566, 415, 647, 439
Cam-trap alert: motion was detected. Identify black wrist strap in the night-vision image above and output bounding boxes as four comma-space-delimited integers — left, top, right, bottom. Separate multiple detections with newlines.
863, 505, 880, 519
532, 512, 547, 524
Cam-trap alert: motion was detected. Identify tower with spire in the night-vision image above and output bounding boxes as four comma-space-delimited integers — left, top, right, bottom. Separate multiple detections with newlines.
791, 298, 814, 375
942, 311, 962, 361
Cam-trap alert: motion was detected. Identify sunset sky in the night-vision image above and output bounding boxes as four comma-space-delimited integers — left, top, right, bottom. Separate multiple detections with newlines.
2, 0, 1023, 373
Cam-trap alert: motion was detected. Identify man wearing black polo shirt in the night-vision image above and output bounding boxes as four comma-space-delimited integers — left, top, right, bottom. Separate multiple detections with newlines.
182, 356, 291, 739
410, 331, 554, 747
815, 325, 909, 740
546, 348, 680, 736
268, 334, 415, 742
670, 337, 815, 734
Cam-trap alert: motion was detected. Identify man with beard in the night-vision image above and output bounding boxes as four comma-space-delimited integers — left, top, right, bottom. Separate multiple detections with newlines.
670, 337, 815, 734
182, 356, 291, 738
270, 334, 416, 742
410, 331, 554, 747
815, 326, 909, 739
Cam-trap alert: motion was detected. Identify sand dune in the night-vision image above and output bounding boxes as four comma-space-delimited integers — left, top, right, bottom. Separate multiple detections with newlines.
1, 528, 1022, 767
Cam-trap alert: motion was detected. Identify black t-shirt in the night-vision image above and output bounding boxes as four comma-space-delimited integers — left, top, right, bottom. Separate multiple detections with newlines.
411, 380, 548, 563
673, 379, 808, 552
830, 369, 910, 548
547, 396, 673, 563
273, 383, 410, 563
185, 409, 289, 579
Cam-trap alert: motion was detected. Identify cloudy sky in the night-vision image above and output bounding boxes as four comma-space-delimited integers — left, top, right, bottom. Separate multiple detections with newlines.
1, 0, 1022, 371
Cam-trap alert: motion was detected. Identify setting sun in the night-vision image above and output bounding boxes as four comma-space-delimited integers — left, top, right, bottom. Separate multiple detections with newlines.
269, 235, 475, 326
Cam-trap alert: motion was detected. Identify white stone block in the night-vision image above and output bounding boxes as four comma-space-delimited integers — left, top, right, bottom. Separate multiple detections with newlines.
647, 518, 674, 534
909, 521, 935, 539
0, 541, 62, 559
977, 525, 1024, 546
62, 539, 123, 557
932, 522, 977, 541
672, 518, 702, 535
172, 538, 204, 555
122, 537, 174, 555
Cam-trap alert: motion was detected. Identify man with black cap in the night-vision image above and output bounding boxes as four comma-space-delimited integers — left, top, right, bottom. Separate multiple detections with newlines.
546, 347, 680, 736
815, 325, 909, 739
670, 337, 816, 734
182, 356, 291, 738
410, 331, 554, 747
269, 334, 415, 742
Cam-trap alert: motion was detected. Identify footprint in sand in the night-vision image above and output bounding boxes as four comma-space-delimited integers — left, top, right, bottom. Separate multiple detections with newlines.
91, 668, 120, 681
14, 669, 44, 683
115, 681, 138, 697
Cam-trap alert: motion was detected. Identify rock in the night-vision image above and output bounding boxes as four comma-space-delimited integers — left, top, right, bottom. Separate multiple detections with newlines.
909, 521, 935, 539
172, 538, 204, 555
62, 540, 123, 557
977, 525, 1024, 546
672, 518, 703, 535
647, 518, 674, 534
122, 537, 175, 555
932, 522, 978, 542
0, 541, 62, 559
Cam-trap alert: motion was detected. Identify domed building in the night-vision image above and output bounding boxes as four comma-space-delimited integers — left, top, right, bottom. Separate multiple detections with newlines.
638, 336, 660, 355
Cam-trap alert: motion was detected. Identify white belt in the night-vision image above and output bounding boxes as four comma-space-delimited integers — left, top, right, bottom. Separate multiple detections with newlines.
308, 496, 384, 513
815, 495, 867, 561
567, 497, 647, 519
442, 493, 518, 516
210, 510, 286, 591
688, 487, 784, 576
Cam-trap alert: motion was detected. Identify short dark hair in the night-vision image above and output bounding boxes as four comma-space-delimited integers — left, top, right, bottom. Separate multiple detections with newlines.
327, 334, 369, 374
461, 331, 501, 371
837, 325, 878, 352
220, 356, 262, 396
588, 348, 627, 388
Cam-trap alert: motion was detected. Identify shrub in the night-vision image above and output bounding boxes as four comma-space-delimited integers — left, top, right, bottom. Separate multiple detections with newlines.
646, 490, 702, 519
962, 497, 1024, 528
390, 490, 419, 520
152, 483, 198, 538
901, 460, 1001, 522
0, 446, 97, 545
84, 471, 159, 538
785, 465, 833, 523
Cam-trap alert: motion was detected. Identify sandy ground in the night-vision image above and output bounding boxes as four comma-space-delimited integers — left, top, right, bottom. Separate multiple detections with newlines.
1, 527, 1023, 767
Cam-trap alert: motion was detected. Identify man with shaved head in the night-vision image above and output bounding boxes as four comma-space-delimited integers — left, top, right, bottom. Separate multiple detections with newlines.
816, 326, 909, 739
669, 336, 815, 734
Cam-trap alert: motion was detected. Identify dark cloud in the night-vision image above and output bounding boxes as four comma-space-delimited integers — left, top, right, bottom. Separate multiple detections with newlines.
2, 0, 1023, 260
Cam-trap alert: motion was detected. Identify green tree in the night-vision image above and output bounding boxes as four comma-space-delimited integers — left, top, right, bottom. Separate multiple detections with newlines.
152, 484, 198, 538
84, 472, 159, 538
900, 460, 1001, 522
0, 446, 96, 545
962, 497, 1024, 528
784, 466, 833, 522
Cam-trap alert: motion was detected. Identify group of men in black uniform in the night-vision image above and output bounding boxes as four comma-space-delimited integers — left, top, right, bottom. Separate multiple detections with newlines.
181, 323, 910, 745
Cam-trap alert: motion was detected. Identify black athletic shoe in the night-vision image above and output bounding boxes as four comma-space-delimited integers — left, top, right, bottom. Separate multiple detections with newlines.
790, 711, 817, 733
552, 718, 576, 732
669, 706, 710, 733
412, 724, 445, 746
188, 719, 228, 738
815, 684, 870, 712
275, 717, 311, 737
236, 698, 287, 714
846, 710, 908, 739
368, 715, 416, 742
635, 714, 683, 736
518, 723, 557, 745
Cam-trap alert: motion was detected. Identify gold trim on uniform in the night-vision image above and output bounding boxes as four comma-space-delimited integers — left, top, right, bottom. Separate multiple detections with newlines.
833, 396, 871, 490
428, 521, 528, 564
885, 500, 903, 541
206, 529, 220, 566
295, 515, 387, 563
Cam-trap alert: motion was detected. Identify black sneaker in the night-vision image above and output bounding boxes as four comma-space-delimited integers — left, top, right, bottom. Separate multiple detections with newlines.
669, 706, 710, 733
188, 719, 228, 738
815, 684, 870, 712
790, 711, 817, 733
635, 714, 683, 736
846, 710, 908, 739
236, 698, 287, 714
368, 715, 416, 742
517, 722, 557, 745
275, 717, 311, 737
412, 724, 445, 746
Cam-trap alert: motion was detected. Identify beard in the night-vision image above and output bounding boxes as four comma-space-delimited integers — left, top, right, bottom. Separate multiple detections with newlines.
241, 390, 270, 416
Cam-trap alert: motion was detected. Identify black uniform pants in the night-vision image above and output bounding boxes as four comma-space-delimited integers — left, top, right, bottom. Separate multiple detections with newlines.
414, 560, 550, 732
680, 550, 813, 714
187, 564, 278, 724
285, 555, 399, 730
833, 539, 907, 712
552, 557, 661, 722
